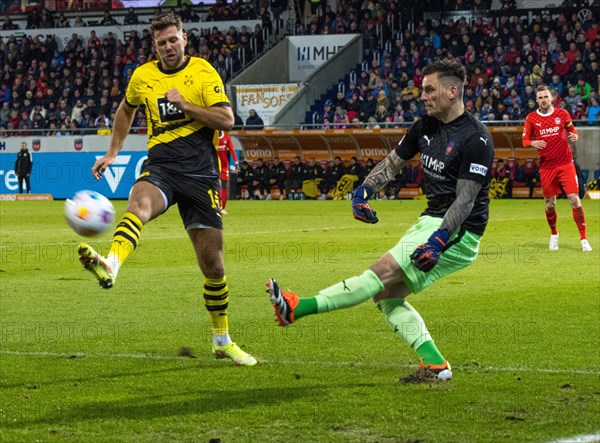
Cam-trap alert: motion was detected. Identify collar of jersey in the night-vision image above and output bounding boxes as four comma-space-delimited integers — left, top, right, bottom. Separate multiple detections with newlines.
157, 56, 190, 75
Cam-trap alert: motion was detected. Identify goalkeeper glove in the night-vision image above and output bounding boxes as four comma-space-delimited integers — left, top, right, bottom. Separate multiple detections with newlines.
352, 186, 378, 224
410, 228, 451, 272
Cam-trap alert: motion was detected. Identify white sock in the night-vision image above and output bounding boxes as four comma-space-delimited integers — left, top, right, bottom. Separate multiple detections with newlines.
213, 334, 232, 347
106, 254, 121, 277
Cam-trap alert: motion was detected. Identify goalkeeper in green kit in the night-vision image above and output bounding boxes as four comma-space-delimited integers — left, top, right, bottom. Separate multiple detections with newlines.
266, 60, 494, 382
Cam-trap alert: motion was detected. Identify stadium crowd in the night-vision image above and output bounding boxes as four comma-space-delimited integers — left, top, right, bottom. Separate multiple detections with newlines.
1, 1, 599, 137
310, 2, 599, 126
0, 2, 272, 137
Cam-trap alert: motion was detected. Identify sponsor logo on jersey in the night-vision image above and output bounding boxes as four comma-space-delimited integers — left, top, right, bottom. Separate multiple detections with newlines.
540, 126, 560, 135
421, 153, 445, 173
469, 163, 488, 176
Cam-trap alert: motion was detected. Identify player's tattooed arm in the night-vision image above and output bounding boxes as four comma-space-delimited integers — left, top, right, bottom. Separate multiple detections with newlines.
440, 179, 482, 234
362, 150, 407, 193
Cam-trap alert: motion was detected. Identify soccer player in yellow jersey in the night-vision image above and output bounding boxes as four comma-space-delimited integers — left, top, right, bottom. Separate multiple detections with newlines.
78, 13, 256, 366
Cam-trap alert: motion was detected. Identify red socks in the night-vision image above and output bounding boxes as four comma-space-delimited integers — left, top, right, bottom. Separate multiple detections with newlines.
545, 209, 558, 235
221, 188, 229, 210
546, 206, 588, 240
572, 206, 587, 240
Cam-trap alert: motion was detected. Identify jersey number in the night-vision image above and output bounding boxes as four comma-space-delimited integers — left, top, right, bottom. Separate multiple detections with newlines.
157, 97, 185, 123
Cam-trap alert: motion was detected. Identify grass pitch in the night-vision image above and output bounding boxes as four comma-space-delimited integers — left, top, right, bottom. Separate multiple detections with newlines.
1, 198, 599, 442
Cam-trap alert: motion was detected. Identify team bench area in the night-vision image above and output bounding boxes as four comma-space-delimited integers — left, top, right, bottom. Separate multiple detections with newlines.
230, 127, 548, 200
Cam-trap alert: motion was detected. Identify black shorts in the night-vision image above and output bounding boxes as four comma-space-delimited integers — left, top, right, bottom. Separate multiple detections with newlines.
136, 165, 222, 230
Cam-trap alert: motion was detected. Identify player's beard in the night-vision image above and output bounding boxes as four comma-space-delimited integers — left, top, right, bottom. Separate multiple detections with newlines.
161, 50, 184, 70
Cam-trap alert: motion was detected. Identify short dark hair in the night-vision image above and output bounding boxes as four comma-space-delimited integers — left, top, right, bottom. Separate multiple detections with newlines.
150, 12, 183, 36
423, 60, 466, 100
422, 60, 466, 85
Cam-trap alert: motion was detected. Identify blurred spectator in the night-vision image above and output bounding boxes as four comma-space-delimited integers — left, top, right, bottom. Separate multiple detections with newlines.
56, 13, 70, 28
245, 109, 264, 129
575, 77, 592, 102
2, 18, 19, 30
587, 97, 600, 125
124, 7, 140, 25
564, 86, 582, 114
100, 10, 119, 26
96, 119, 111, 135
73, 16, 87, 27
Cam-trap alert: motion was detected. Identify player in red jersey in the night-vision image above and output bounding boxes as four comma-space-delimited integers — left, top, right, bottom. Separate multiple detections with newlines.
522, 85, 592, 252
217, 131, 238, 214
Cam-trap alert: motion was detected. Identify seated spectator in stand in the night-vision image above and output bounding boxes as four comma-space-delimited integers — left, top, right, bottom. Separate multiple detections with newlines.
301, 157, 324, 199
358, 158, 375, 185
332, 156, 362, 200
575, 76, 592, 102
321, 100, 334, 123
564, 86, 582, 115
374, 105, 388, 123
2, 18, 19, 30
587, 97, 600, 125
96, 119, 111, 136
359, 91, 377, 122
73, 16, 87, 27
253, 158, 271, 199
100, 10, 119, 26
318, 156, 344, 199
236, 161, 255, 200
56, 13, 70, 28
269, 157, 288, 200
490, 159, 513, 198
285, 156, 304, 199
572, 102, 586, 120
124, 8, 140, 25
245, 109, 264, 129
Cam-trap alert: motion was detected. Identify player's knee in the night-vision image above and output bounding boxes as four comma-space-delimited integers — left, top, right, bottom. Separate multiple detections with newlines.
567, 194, 581, 208
545, 202, 556, 211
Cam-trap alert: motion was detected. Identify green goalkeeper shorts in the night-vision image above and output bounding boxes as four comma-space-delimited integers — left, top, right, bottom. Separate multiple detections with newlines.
388, 215, 481, 294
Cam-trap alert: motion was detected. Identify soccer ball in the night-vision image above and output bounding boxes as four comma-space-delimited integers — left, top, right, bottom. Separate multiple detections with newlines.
65, 190, 115, 237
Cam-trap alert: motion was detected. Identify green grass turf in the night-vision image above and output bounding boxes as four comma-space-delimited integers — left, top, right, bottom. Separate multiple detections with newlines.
0, 198, 599, 442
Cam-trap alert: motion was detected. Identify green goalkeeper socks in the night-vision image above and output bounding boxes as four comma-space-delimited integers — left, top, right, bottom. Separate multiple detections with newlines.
293, 270, 385, 321
378, 297, 445, 365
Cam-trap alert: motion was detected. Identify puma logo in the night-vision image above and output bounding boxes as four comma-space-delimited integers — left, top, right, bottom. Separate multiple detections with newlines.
535, 123, 542, 127
342, 280, 350, 292
423, 135, 433, 146
479, 136, 488, 145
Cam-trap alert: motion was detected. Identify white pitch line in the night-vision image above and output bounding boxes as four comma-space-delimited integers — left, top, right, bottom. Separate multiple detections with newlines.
0, 349, 598, 375
548, 433, 600, 443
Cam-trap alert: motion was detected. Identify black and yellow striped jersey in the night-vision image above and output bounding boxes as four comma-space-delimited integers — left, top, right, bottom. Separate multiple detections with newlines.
125, 56, 229, 176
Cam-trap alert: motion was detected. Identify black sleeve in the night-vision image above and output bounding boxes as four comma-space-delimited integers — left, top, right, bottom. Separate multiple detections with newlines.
458, 131, 495, 184
394, 119, 423, 161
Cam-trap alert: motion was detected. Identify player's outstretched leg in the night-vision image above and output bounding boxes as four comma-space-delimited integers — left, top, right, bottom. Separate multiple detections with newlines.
266, 278, 299, 326
78, 243, 115, 289
399, 360, 453, 383
267, 271, 385, 326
